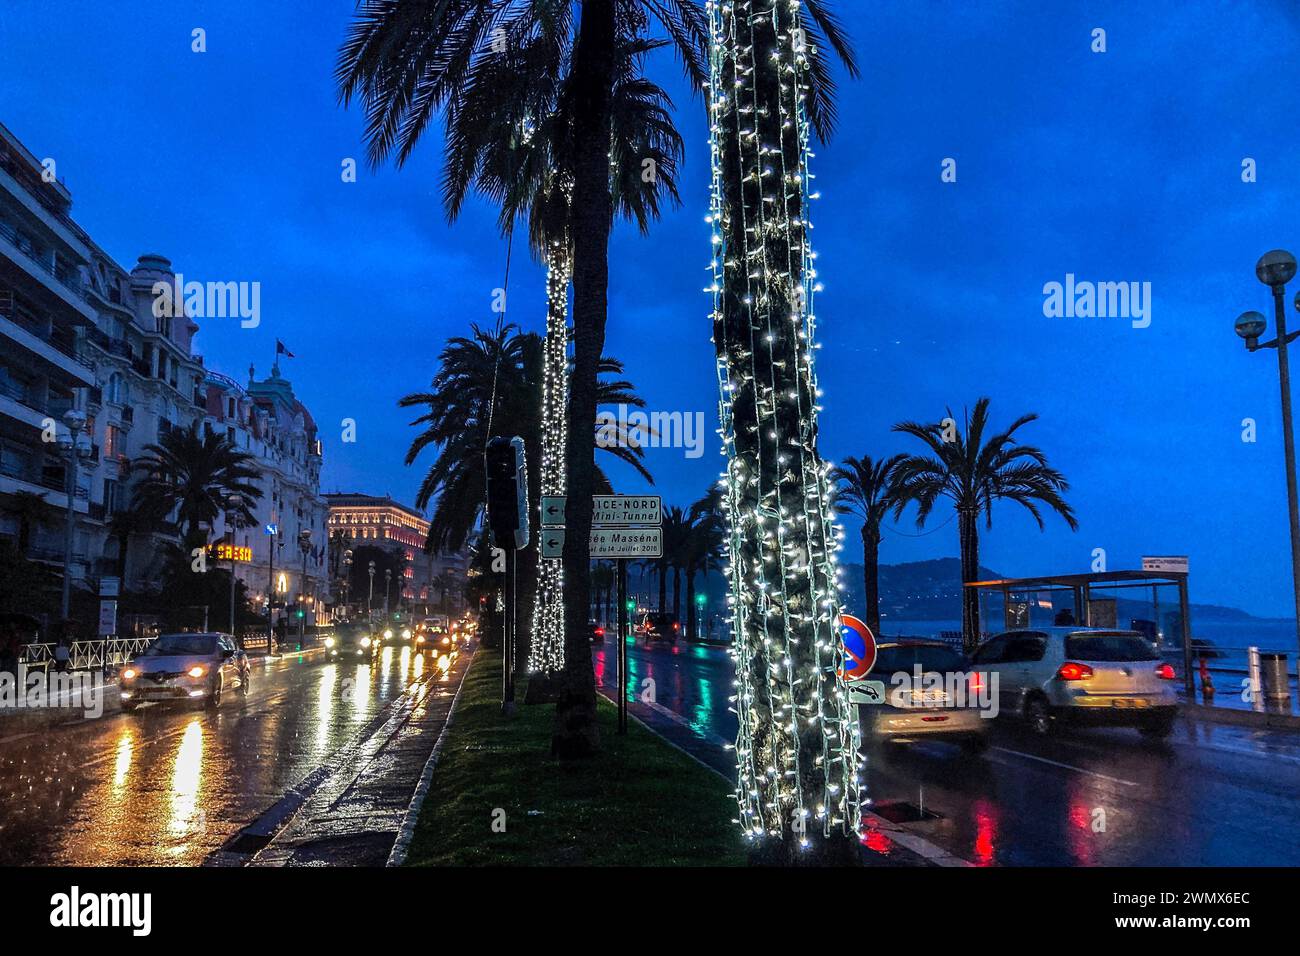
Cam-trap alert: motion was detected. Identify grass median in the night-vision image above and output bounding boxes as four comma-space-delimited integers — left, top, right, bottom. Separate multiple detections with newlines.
405, 647, 746, 866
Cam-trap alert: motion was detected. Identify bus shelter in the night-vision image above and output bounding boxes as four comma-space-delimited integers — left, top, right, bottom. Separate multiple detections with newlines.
964, 570, 1194, 695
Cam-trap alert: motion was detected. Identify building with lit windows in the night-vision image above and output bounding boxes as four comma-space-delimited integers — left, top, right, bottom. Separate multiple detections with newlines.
324, 493, 467, 613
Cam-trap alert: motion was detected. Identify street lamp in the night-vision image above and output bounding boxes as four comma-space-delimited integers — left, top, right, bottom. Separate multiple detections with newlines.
1236, 248, 1300, 686
367, 559, 376, 620
225, 495, 243, 641
342, 548, 353, 619
56, 408, 93, 622
384, 567, 392, 617
298, 529, 312, 646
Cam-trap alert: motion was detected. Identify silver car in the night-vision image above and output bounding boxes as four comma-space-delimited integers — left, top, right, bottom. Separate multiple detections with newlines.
971, 627, 1177, 738
120, 632, 250, 711
861, 642, 991, 754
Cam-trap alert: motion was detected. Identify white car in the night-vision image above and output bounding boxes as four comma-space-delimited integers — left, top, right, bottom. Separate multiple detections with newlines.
971, 627, 1178, 738
120, 632, 250, 711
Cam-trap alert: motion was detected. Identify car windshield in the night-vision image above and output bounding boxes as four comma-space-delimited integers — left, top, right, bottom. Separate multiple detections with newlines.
335, 626, 368, 641
144, 634, 217, 657
875, 645, 967, 674
1065, 632, 1159, 662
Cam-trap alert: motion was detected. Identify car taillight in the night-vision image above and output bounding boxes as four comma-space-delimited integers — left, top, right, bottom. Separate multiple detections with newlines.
968, 672, 984, 694
1057, 662, 1093, 681
596, 628, 605, 637
673, 622, 680, 631
1155, 663, 1176, 680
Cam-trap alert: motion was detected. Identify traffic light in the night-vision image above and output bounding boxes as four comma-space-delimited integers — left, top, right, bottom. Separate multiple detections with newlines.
485, 436, 530, 551
625, 599, 635, 611
695, 592, 707, 606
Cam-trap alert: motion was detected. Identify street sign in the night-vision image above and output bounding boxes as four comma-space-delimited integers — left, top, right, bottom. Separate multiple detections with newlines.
265, 523, 279, 536
98, 600, 117, 637
541, 529, 565, 559
839, 613, 878, 682
592, 495, 661, 527
589, 527, 662, 559
848, 680, 886, 705
98, 576, 119, 598
1142, 555, 1189, 573
541, 496, 566, 527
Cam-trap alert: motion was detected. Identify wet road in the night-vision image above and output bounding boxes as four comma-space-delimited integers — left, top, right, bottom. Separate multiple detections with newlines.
0, 644, 450, 866
593, 635, 1300, 866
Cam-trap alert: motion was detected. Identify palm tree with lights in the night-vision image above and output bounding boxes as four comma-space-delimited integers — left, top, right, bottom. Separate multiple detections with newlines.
892, 397, 1078, 652
706, 0, 859, 861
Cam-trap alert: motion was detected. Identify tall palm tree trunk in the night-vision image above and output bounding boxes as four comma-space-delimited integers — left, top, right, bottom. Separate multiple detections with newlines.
686, 566, 698, 641
555, 0, 616, 759
709, 0, 861, 862
658, 559, 667, 614
863, 527, 882, 636
959, 508, 981, 652
529, 245, 571, 675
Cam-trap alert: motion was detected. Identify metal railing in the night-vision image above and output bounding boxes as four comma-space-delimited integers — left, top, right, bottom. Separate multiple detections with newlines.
18, 636, 154, 671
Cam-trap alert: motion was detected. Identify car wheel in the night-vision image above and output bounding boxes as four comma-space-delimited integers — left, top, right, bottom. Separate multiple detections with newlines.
1140, 715, 1175, 739
120, 700, 139, 714
1025, 697, 1053, 736
206, 679, 223, 710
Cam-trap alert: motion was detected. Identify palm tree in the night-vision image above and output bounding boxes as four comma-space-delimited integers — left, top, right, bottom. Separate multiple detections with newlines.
657, 505, 689, 618
892, 397, 1079, 652
708, 0, 859, 861
131, 428, 261, 552
6, 490, 50, 554
682, 491, 726, 641
831, 454, 905, 636
336, 0, 710, 760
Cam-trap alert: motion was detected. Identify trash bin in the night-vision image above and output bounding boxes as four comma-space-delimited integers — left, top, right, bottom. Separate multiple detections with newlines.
1259, 652, 1291, 708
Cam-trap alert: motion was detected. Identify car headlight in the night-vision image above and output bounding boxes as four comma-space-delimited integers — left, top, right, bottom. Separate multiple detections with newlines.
361, 637, 372, 648
383, 629, 393, 639
416, 636, 425, 644
401, 628, 411, 639
188, 665, 206, 678
442, 636, 450, 646
325, 637, 336, 648
121, 667, 136, 681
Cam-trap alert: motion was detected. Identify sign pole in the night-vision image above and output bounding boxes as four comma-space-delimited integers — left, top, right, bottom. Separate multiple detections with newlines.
617, 557, 628, 735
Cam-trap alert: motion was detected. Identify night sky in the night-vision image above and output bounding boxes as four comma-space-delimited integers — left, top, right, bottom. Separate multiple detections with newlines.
4, 0, 1300, 615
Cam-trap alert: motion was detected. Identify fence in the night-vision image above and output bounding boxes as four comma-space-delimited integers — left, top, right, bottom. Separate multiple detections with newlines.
19, 636, 154, 671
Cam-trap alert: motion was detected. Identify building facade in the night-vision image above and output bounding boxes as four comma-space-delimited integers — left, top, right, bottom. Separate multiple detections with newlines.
0, 119, 328, 627
324, 493, 468, 615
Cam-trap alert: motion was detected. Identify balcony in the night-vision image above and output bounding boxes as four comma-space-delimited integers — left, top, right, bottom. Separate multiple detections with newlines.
0, 217, 95, 321
0, 313, 95, 387
121, 404, 133, 424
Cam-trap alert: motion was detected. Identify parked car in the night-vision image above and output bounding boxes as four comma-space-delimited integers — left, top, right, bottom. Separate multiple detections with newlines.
636, 612, 680, 643
325, 623, 377, 661
971, 627, 1177, 738
119, 632, 249, 711
862, 642, 989, 754
588, 621, 605, 644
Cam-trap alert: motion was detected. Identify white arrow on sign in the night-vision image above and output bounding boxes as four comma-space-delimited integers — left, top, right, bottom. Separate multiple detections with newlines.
541, 529, 566, 558
541, 496, 566, 527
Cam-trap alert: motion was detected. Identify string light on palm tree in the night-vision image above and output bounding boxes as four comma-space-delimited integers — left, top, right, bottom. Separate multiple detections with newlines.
706, 0, 862, 858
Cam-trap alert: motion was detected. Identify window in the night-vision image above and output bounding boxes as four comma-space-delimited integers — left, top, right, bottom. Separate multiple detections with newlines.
1065, 632, 1158, 662
103, 424, 122, 459
971, 635, 1010, 664
1002, 633, 1047, 663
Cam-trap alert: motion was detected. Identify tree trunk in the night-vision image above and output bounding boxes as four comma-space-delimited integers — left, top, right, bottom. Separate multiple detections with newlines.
672, 566, 681, 623
863, 526, 881, 636
958, 509, 981, 653
657, 559, 667, 614
529, 248, 570, 675
553, 0, 615, 760
709, 0, 862, 859
686, 567, 697, 640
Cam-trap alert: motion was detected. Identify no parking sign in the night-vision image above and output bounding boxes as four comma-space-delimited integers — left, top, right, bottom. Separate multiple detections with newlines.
838, 614, 877, 681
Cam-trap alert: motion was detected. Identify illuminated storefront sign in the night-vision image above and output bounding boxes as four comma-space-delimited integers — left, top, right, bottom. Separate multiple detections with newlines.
211, 542, 253, 563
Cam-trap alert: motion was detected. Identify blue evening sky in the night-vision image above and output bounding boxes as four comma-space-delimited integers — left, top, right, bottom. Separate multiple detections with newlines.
3, 0, 1299, 615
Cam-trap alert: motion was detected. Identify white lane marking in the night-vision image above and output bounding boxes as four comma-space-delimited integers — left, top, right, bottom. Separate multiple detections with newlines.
643, 699, 730, 747
991, 746, 1139, 787
1175, 739, 1300, 766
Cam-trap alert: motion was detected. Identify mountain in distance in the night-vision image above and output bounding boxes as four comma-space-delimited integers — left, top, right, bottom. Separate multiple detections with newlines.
840, 557, 1261, 624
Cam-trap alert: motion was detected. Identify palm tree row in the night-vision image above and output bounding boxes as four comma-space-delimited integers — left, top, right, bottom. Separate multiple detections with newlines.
833, 397, 1078, 652
624, 488, 726, 640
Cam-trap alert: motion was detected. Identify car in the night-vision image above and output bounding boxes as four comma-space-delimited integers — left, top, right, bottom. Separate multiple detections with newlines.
324, 623, 377, 661
861, 642, 990, 754
636, 612, 679, 643
971, 627, 1178, 738
119, 632, 249, 711
588, 621, 606, 644
417, 628, 455, 653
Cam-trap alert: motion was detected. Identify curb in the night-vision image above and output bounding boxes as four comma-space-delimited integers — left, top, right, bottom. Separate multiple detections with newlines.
385, 647, 475, 867
1181, 701, 1300, 731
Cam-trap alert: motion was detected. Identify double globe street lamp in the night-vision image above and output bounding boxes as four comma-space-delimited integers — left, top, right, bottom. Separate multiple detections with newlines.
56, 408, 94, 622
1235, 248, 1300, 682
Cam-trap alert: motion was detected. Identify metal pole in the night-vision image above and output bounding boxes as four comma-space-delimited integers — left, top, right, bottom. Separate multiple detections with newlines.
1180, 577, 1194, 700
229, 552, 237, 640
617, 558, 627, 735
1271, 285, 1300, 697
300, 548, 308, 647
267, 531, 276, 654
60, 452, 78, 621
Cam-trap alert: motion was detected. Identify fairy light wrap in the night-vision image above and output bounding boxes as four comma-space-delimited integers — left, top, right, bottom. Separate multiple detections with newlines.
528, 240, 571, 673
706, 0, 862, 849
